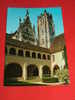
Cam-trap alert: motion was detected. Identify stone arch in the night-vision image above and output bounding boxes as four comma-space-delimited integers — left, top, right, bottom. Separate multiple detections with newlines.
47, 55, 50, 60
9, 48, 16, 55
42, 65, 51, 77
38, 53, 41, 59
27, 64, 39, 79
42, 54, 46, 60
53, 65, 60, 75
18, 49, 24, 56
4, 63, 22, 81
25, 51, 30, 57
32, 52, 36, 58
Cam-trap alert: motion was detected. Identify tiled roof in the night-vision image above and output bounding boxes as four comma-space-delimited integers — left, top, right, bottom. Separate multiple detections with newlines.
6, 38, 51, 54
6, 32, 16, 38
6, 33, 65, 54
50, 34, 65, 53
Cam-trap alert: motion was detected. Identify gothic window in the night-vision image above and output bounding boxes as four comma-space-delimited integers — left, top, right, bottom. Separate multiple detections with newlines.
32, 52, 36, 58
18, 50, 24, 56
45, 17, 47, 33
26, 28, 28, 33
9, 48, 16, 55
42, 54, 46, 60
42, 39, 44, 44
38, 53, 41, 59
25, 51, 30, 57
43, 19, 44, 24
47, 55, 50, 60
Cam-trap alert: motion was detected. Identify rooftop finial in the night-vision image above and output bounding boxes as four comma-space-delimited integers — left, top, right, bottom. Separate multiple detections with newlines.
26, 9, 29, 16
44, 9, 47, 13
19, 17, 21, 25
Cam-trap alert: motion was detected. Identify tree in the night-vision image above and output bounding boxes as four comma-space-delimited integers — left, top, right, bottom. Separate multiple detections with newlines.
56, 68, 69, 84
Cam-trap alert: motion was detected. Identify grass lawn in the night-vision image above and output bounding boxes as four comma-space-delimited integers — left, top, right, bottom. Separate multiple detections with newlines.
4, 81, 47, 86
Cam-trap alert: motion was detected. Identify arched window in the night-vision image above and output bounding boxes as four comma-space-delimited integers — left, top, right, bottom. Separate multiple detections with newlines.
9, 48, 16, 55
25, 51, 30, 57
5, 47, 7, 55
47, 55, 50, 60
38, 53, 41, 59
32, 52, 36, 58
42, 54, 46, 60
18, 50, 24, 56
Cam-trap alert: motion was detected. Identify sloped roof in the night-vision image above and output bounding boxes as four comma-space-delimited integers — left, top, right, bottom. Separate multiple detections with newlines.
50, 34, 65, 53
6, 32, 17, 38
6, 38, 50, 54
6, 33, 65, 54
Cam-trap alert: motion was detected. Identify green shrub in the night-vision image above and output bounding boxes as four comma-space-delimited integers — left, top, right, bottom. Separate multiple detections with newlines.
56, 68, 69, 84
42, 77, 59, 83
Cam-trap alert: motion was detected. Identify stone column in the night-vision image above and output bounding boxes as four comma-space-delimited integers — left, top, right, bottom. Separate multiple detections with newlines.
39, 65, 43, 80
22, 63, 27, 81
16, 48, 18, 56
24, 50, 26, 57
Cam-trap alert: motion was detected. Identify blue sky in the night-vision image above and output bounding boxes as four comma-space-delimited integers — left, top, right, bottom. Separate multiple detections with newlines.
7, 7, 64, 36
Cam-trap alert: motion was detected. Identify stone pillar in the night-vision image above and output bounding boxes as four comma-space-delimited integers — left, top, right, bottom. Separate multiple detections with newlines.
39, 65, 43, 80
24, 50, 25, 57
16, 48, 18, 56
22, 63, 27, 81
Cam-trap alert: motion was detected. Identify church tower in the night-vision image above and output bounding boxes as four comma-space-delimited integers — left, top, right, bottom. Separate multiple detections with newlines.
37, 10, 55, 48
16, 9, 35, 44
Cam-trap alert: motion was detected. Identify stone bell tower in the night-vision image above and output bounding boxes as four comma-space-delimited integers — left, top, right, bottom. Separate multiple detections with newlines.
37, 10, 55, 48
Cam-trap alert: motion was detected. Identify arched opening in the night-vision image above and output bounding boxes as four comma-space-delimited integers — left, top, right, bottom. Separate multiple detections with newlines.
38, 53, 41, 59
27, 64, 39, 80
25, 51, 30, 57
53, 65, 60, 75
9, 48, 16, 55
47, 55, 50, 60
32, 52, 36, 58
42, 54, 46, 60
42, 66, 51, 77
4, 63, 22, 82
18, 49, 24, 56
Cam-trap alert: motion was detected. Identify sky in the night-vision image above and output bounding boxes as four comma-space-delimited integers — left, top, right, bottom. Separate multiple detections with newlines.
6, 7, 64, 36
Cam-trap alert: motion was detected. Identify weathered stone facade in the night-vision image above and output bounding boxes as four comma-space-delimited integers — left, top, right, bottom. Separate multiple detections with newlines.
7, 10, 36, 45
5, 9, 67, 84
37, 10, 55, 48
